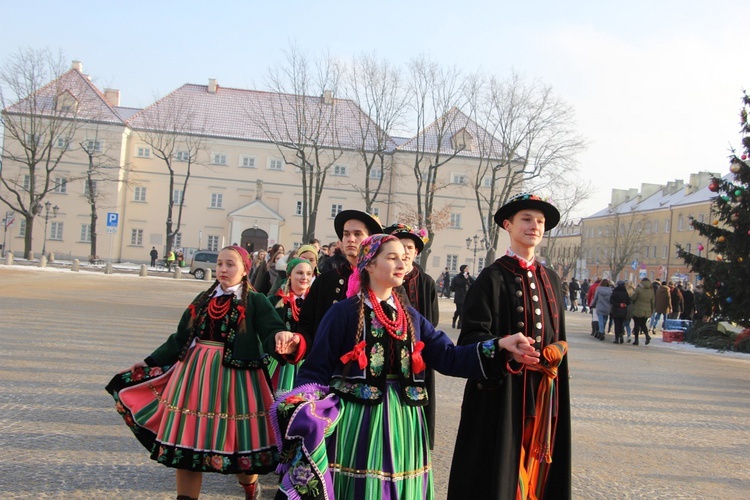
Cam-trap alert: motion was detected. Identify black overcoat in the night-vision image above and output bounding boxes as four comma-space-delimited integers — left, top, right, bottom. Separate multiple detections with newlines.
447, 256, 571, 500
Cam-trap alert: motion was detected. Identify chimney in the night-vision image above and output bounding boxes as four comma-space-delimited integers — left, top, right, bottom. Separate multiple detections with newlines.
208, 78, 218, 94
322, 89, 333, 105
72, 60, 83, 72
104, 88, 121, 107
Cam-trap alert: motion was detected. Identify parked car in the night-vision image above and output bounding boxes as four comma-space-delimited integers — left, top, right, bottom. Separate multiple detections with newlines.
189, 250, 218, 280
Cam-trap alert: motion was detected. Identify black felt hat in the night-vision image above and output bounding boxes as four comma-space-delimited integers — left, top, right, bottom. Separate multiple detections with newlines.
334, 210, 383, 240
494, 193, 560, 231
383, 223, 427, 253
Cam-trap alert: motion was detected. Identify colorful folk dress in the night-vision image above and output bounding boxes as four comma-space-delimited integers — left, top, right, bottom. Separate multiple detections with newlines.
106, 290, 281, 475
268, 290, 306, 394
272, 295, 503, 500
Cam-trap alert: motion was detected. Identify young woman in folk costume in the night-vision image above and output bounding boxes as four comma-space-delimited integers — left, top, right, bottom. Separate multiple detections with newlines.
270, 234, 539, 500
106, 245, 300, 500
268, 258, 315, 394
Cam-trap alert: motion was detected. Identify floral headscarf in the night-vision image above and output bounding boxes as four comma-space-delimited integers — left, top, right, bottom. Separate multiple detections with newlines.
345, 234, 398, 297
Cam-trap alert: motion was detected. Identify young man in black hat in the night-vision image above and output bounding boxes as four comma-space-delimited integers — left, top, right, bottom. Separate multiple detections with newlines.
448, 193, 571, 500
297, 210, 382, 346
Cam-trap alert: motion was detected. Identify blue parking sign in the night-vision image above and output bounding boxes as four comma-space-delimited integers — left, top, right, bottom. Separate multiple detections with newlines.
107, 212, 119, 227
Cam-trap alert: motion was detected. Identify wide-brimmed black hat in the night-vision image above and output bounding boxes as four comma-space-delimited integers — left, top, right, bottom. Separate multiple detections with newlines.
334, 210, 383, 240
494, 193, 560, 231
383, 223, 427, 253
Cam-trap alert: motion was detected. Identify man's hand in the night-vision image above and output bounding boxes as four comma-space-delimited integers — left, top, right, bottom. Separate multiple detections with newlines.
498, 333, 541, 365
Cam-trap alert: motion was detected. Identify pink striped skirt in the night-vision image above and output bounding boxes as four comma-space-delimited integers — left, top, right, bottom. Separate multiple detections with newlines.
111, 340, 279, 474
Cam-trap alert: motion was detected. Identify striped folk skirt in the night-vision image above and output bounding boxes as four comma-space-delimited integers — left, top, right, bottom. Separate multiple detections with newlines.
107, 340, 279, 474
268, 358, 304, 397
329, 380, 434, 499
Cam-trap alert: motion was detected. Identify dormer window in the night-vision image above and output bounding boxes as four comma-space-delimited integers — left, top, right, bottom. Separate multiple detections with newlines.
451, 128, 473, 151
55, 91, 78, 114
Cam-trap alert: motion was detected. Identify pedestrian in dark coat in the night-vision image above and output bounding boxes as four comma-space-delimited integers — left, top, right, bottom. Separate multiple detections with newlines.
680, 283, 696, 320
580, 279, 590, 312
568, 277, 580, 311
631, 278, 655, 345
450, 265, 473, 328
669, 283, 684, 319
609, 281, 630, 344
448, 193, 571, 500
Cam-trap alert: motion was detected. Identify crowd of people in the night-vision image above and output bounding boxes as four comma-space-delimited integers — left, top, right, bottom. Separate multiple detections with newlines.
563, 276, 698, 346
106, 193, 572, 500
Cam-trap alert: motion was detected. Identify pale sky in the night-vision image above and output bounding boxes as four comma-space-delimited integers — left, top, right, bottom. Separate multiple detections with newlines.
2, 0, 748, 217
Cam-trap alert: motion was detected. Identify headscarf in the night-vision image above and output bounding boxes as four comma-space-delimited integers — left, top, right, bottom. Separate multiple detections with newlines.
227, 245, 252, 273
346, 234, 398, 297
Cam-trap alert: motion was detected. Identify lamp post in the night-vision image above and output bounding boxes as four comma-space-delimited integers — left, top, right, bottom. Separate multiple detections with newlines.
466, 234, 480, 276
37, 200, 59, 258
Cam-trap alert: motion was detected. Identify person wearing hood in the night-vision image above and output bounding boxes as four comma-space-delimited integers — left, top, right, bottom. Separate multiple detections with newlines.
591, 279, 613, 340
609, 281, 630, 344
631, 278, 655, 345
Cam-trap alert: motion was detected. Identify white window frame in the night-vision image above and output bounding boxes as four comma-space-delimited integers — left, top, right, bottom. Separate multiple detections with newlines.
210, 193, 223, 209
662, 245, 668, 258
449, 212, 462, 228
482, 176, 493, 188
371, 207, 380, 218
53, 177, 67, 194
451, 173, 468, 185
370, 167, 382, 180
330, 204, 343, 218
212, 153, 228, 165
134, 186, 147, 202
130, 228, 144, 246
50, 221, 63, 240
175, 150, 190, 162
295, 201, 303, 216
268, 159, 284, 171
56, 137, 70, 149
173, 189, 183, 205
207, 235, 220, 251
678, 216, 684, 231
174, 232, 182, 248
23, 175, 30, 191
664, 219, 670, 233
80, 224, 91, 243
84, 180, 97, 197
19, 219, 26, 237
240, 155, 256, 168
446, 254, 458, 272
333, 165, 348, 176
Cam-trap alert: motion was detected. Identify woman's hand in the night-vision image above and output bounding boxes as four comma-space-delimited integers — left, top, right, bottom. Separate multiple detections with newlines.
122, 360, 147, 374
275, 331, 300, 355
498, 333, 540, 365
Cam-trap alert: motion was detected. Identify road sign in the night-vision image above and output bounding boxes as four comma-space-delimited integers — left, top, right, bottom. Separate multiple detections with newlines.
106, 212, 119, 227
631, 260, 638, 270
106, 226, 117, 234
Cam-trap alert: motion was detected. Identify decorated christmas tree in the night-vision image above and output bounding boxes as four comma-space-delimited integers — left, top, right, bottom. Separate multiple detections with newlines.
678, 92, 750, 328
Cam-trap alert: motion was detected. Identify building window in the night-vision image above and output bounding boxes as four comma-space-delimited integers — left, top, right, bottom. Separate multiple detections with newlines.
80, 224, 91, 243
698, 214, 705, 223
176, 151, 190, 162
482, 176, 493, 188
19, 220, 26, 237
370, 167, 382, 180
210, 193, 223, 208
371, 207, 380, 218
26, 133, 43, 146
644, 246, 650, 259
86, 140, 103, 153
212, 153, 227, 165
653, 221, 659, 233
56, 137, 70, 149
131, 228, 143, 246
53, 178, 67, 194
678, 216, 684, 231
269, 159, 283, 171
136, 147, 150, 158
295, 201, 303, 216
449, 213, 462, 228
84, 181, 97, 197
664, 219, 670, 233
240, 155, 256, 168
174, 232, 182, 248
685, 243, 691, 254
451, 173, 468, 185
652, 246, 657, 259
330, 204, 343, 218
662, 245, 668, 258
134, 187, 147, 202
207, 235, 220, 251
446, 254, 458, 272
333, 165, 348, 176
23, 175, 30, 191
478, 257, 485, 273
49, 221, 63, 240
173, 190, 183, 205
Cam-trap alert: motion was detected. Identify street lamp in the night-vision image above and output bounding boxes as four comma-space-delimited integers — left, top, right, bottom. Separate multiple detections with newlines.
466, 234, 480, 276
37, 200, 59, 258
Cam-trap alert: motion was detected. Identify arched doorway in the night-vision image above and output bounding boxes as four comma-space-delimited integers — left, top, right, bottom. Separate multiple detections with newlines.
241, 227, 268, 254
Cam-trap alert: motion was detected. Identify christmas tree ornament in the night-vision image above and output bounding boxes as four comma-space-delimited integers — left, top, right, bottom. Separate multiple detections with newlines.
726, 297, 733, 304
730, 161, 742, 173
713, 220, 720, 226
742, 154, 748, 160
731, 213, 740, 223
735, 189, 743, 197
739, 257, 744, 263
716, 255, 724, 261
718, 236, 726, 243
697, 244, 705, 252
708, 179, 720, 192
721, 195, 731, 201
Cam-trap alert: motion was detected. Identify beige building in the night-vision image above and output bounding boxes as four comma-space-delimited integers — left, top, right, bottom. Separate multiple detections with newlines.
578, 172, 718, 285
1, 62, 511, 275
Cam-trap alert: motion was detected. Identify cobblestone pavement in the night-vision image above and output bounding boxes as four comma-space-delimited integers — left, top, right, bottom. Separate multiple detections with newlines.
1, 266, 748, 499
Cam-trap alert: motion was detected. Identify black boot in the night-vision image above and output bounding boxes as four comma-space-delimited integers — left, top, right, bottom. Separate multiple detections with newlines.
633, 332, 639, 346
613, 333, 619, 343
452, 313, 457, 329
645, 331, 651, 345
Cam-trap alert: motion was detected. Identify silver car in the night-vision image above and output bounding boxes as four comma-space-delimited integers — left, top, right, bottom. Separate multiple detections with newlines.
189, 251, 218, 280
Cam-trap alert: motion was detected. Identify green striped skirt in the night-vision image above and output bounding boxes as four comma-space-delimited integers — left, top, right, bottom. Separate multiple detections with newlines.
108, 340, 279, 474
329, 380, 434, 499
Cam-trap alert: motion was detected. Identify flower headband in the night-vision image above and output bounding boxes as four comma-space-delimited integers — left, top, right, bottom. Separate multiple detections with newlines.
357, 234, 399, 272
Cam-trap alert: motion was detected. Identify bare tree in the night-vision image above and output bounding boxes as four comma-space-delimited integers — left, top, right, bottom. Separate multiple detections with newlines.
342, 54, 406, 213
0, 48, 79, 258
131, 97, 205, 254
542, 179, 593, 261
255, 45, 344, 241
467, 72, 586, 264
402, 56, 469, 264
597, 212, 650, 280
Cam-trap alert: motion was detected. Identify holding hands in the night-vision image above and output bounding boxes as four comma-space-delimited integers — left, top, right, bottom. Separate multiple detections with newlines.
498, 332, 540, 365
275, 330, 300, 355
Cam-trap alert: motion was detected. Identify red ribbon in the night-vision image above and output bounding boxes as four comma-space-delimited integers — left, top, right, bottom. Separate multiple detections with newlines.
236, 304, 246, 325
411, 341, 426, 373
340, 340, 367, 369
